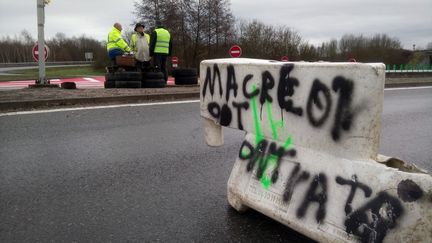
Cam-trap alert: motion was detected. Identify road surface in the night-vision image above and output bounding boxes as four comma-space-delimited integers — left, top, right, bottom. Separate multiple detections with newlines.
0, 87, 431, 242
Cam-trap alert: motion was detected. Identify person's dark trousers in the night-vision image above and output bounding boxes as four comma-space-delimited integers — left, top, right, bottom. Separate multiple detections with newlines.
108, 49, 124, 66
153, 54, 168, 82
135, 60, 144, 71
136, 60, 151, 72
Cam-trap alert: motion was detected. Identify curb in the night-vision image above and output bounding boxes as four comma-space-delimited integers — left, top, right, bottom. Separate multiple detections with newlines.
0, 91, 199, 112
0, 82, 430, 112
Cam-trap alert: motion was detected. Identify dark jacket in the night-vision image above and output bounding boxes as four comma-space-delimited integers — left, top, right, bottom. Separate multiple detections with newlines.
150, 27, 173, 56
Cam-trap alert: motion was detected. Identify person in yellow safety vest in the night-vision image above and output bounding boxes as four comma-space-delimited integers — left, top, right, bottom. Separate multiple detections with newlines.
131, 23, 150, 50
107, 23, 131, 64
150, 20, 172, 82
131, 23, 151, 71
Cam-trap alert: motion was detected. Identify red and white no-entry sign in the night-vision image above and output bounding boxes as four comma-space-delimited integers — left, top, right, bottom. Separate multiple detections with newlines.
281, 56, 289, 62
172, 56, 178, 68
32, 42, 49, 62
229, 45, 242, 58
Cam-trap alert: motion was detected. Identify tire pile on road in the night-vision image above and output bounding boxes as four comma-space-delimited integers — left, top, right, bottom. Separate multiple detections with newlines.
104, 68, 198, 89
172, 68, 198, 85
142, 72, 166, 88
104, 71, 166, 89
105, 72, 142, 88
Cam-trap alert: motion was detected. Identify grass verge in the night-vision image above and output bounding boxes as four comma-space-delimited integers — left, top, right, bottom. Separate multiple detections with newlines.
0, 66, 105, 81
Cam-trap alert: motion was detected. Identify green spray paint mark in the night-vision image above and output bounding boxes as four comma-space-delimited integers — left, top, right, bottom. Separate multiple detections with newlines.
260, 135, 293, 190
283, 135, 292, 149
266, 100, 278, 140
251, 84, 264, 144
249, 84, 294, 190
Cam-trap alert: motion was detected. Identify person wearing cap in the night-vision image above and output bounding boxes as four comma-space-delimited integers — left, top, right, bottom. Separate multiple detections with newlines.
150, 20, 172, 82
131, 23, 150, 50
131, 23, 151, 70
106, 23, 132, 64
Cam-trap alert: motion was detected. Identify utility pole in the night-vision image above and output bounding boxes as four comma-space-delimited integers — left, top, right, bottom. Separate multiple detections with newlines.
37, 0, 46, 84
31, 0, 57, 88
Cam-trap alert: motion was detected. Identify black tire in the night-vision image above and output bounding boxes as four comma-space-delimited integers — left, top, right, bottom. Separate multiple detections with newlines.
61, 82, 77, 89
142, 78, 166, 88
143, 71, 164, 80
106, 66, 117, 73
105, 72, 142, 81
105, 73, 116, 82
104, 81, 116, 88
172, 68, 197, 78
175, 76, 198, 85
115, 81, 142, 88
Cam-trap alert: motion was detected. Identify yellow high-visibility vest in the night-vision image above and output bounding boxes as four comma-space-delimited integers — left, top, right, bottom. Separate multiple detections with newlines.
131, 33, 150, 52
154, 28, 171, 54
107, 27, 131, 52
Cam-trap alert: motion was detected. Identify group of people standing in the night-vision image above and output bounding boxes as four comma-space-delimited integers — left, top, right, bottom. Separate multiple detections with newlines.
106, 21, 172, 82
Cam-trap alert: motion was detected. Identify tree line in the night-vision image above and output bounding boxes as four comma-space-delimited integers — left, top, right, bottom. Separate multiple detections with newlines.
1, 0, 428, 69
0, 30, 106, 64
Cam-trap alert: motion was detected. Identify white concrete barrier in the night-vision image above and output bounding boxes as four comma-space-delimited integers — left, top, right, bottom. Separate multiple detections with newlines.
200, 59, 432, 243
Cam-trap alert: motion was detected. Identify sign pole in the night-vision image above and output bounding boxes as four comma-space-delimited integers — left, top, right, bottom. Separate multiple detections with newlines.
37, 0, 46, 84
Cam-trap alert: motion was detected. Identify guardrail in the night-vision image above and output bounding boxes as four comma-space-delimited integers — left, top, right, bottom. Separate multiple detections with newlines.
386, 64, 432, 73
0, 61, 93, 68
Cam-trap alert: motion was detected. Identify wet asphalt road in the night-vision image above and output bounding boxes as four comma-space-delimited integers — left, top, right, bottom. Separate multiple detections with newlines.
0, 87, 431, 242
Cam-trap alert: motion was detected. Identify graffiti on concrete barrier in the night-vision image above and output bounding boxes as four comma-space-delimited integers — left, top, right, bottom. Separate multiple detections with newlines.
278, 64, 303, 116
397, 179, 424, 203
203, 63, 358, 142
238, 84, 295, 189
296, 173, 328, 223
307, 79, 332, 127
283, 163, 310, 204
336, 175, 372, 215
202, 63, 426, 242
204, 63, 358, 189
345, 192, 404, 243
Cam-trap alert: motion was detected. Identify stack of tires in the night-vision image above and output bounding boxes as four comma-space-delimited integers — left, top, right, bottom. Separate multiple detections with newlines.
172, 68, 198, 85
105, 72, 142, 88
142, 71, 166, 88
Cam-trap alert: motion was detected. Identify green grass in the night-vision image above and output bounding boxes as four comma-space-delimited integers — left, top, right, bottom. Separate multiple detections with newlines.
0, 66, 105, 81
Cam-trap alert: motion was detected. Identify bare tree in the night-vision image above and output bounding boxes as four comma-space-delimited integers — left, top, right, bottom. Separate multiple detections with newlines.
235, 19, 302, 60
134, 0, 235, 67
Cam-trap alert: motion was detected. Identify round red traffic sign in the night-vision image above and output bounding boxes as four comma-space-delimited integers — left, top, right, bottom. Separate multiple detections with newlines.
32, 43, 49, 62
172, 56, 178, 68
172, 56, 178, 64
32, 42, 49, 62
281, 56, 289, 62
229, 45, 242, 58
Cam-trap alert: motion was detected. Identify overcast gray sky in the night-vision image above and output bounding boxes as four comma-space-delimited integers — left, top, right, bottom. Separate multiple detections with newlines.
0, 0, 431, 49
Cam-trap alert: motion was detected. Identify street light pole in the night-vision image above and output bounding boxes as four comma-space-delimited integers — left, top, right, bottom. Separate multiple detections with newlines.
37, 0, 46, 84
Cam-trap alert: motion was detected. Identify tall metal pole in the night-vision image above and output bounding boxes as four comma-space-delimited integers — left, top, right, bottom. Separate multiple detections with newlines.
37, 0, 46, 84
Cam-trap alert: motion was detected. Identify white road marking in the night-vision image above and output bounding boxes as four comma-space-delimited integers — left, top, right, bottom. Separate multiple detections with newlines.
384, 86, 432, 91
83, 77, 101, 83
0, 99, 201, 117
